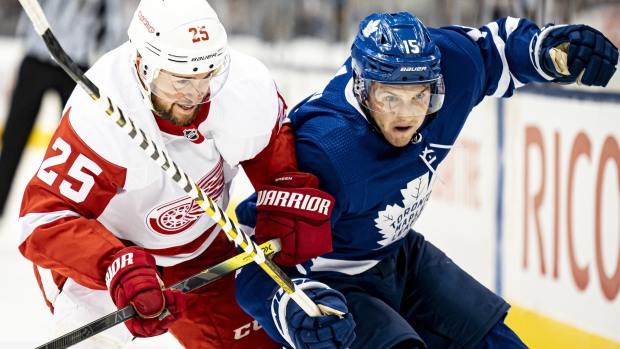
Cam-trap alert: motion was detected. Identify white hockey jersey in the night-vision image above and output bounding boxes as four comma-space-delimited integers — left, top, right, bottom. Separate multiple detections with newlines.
17, 42, 295, 310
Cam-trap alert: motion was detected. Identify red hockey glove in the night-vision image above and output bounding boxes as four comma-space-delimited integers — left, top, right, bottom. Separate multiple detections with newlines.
255, 172, 334, 266
106, 247, 186, 338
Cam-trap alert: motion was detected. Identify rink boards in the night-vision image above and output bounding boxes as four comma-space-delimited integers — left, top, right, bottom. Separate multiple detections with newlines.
416, 87, 620, 348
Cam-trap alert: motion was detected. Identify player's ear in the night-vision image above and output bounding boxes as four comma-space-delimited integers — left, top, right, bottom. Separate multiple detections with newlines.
134, 52, 142, 71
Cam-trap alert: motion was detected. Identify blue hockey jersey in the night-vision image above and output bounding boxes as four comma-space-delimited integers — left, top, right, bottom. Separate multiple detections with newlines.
236, 17, 552, 344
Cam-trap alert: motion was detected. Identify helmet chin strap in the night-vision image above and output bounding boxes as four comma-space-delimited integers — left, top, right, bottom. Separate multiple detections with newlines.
361, 104, 382, 136
410, 113, 436, 144
353, 75, 393, 145
353, 75, 384, 138
131, 52, 158, 112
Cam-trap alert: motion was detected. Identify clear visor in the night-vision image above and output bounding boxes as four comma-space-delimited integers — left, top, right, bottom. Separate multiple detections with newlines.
149, 53, 230, 106
360, 75, 445, 118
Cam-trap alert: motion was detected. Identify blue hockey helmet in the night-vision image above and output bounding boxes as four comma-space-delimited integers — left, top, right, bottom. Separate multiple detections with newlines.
351, 12, 444, 118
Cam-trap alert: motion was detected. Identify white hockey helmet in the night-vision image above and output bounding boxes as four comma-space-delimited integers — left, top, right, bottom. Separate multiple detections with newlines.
127, 0, 230, 107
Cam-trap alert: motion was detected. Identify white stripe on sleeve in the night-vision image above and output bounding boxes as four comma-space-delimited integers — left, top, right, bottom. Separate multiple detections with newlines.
18, 210, 82, 245
505, 17, 526, 88
310, 256, 380, 275
466, 27, 488, 41
485, 21, 511, 97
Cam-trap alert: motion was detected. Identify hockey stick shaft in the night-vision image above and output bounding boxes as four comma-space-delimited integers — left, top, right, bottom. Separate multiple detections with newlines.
17, 0, 322, 318
34, 240, 281, 349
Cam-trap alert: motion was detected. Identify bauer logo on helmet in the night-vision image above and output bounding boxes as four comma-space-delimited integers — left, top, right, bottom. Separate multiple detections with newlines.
191, 52, 221, 62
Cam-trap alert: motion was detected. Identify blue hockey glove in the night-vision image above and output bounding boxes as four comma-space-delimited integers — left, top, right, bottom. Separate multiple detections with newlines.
539, 24, 618, 86
277, 287, 356, 349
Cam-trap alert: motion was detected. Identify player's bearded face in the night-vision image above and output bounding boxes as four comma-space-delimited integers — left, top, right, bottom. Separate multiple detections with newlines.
367, 83, 431, 147
149, 68, 218, 126
135, 61, 221, 126
151, 93, 201, 126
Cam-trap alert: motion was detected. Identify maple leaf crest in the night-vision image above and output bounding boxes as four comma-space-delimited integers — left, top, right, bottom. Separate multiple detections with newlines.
362, 19, 380, 38
374, 172, 435, 247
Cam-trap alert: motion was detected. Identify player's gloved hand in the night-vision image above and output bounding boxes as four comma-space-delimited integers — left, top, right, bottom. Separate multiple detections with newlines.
539, 24, 618, 86
106, 247, 186, 337
255, 172, 334, 266
283, 288, 356, 349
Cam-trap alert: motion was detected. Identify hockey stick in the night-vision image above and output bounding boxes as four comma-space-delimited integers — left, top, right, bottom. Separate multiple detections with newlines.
17, 0, 325, 318
34, 239, 281, 349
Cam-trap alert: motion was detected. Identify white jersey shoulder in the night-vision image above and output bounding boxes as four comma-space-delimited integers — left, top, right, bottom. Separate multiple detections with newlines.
63, 42, 167, 179
204, 48, 283, 166
57, 43, 234, 265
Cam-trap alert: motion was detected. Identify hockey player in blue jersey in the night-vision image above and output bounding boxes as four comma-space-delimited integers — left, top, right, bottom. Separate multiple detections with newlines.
235, 12, 619, 349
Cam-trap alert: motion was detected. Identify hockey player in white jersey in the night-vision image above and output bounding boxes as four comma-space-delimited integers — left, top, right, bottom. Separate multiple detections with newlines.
17, 0, 335, 348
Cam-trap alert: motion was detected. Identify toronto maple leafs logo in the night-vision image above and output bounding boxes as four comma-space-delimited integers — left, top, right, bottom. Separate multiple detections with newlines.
375, 172, 436, 247
362, 19, 380, 37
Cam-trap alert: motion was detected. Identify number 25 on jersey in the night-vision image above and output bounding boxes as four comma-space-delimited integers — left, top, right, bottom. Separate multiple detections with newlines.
36, 137, 103, 203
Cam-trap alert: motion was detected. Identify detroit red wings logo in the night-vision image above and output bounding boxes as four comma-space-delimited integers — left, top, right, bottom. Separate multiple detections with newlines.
146, 158, 224, 234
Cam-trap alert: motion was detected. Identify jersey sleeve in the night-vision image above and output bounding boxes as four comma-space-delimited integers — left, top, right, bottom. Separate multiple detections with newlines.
235, 260, 288, 344
234, 233, 315, 345
239, 89, 299, 189
18, 108, 127, 291
294, 134, 345, 227
233, 192, 298, 344
234, 126, 346, 345
437, 17, 550, 100
211, 50, 298, 186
